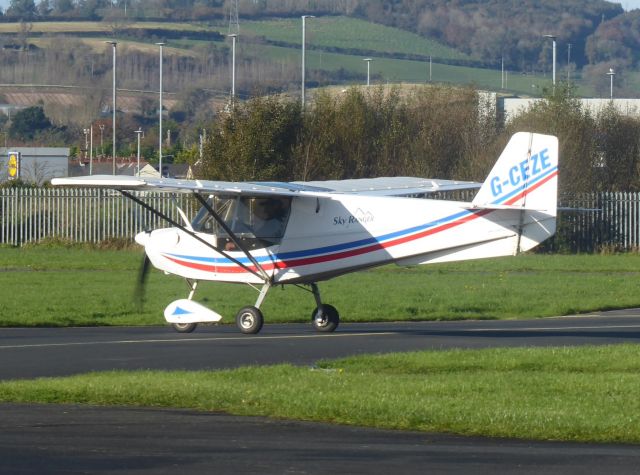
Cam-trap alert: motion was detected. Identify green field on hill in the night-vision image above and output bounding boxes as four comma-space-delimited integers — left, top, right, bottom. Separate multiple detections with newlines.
233, 17, 471, 61
0, 17, 586, 96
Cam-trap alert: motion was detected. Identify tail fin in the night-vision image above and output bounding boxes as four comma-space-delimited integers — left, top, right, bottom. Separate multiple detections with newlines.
472, 132, 558, 214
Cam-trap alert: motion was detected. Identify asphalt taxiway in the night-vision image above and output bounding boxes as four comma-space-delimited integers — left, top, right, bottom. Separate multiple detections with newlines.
1, 310, 640, 379
2, 310, 640, 473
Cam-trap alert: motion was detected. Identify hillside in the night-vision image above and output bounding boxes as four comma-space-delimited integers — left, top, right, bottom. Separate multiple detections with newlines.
0, 0, 626, 69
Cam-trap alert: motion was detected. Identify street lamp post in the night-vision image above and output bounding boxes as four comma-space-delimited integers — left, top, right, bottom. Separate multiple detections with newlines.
135, 128, 143, 176
89, 124, 93, 175
363, 58, 372, 86
83, 128, 89, 161
156, 42, 165, 178
607, 68, 615, 100
228, 34, 237, 106
99, 124, 104, 157
567, 43, 572, 85
543, 34, 556, 89
301, 15, 315, 110
105, 41, 117, 174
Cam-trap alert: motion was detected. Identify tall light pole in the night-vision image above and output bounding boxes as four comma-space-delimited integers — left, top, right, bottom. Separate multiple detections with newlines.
135, 128, 143, 176
363, 58, 372, 86
99, 124, 104, 157
543, 34, 556, 90
106, 41, 117, 174
156, 42, 165, 178
83, 128, 89, 161
567, 43, 572, 85
89, 124, 93, 175
228, 34, 237, 107
301, 15, 315, 110
607, 68, 615, 100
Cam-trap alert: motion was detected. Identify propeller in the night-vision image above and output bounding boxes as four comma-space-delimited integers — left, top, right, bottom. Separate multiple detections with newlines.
134, 253, 151, 311
133, 228, 152, 311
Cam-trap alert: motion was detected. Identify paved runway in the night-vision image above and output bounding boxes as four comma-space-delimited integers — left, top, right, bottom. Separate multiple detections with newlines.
2, 403, 639, 475
2, 309, 640, 380
2, 310, 640, 473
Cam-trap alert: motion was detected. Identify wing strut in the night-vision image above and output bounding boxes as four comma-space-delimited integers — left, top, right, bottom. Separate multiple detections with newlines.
120, 190, 269, 282
192, 192, 271, 282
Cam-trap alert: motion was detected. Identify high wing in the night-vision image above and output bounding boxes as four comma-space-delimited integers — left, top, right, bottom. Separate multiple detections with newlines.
295, 177, 480, 196
51, 175, 480, 197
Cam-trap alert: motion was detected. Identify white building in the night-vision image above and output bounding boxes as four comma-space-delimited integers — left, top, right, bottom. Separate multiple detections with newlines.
501, 97, 640, 122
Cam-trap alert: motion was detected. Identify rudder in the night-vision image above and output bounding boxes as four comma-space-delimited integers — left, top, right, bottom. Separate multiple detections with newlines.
472, 132, 558, 215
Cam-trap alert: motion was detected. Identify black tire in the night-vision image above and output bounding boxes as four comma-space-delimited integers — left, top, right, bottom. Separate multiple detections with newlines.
311, 304, 339, 332
172, 322, 197, 333
235, 306, 264, 334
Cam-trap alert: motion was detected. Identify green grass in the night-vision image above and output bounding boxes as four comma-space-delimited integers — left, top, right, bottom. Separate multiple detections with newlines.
0, 21, 209, 34
237, 17, 471, 62
0, 18, 594, 96
1, 248, 640, 327
2, 344, 640, 443
0, 17, 469, 63
0, 17, 601, 96
228, 42, 590, 96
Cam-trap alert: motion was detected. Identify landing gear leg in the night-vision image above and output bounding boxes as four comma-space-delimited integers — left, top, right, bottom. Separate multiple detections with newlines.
171, 279, 199, 333
310, 283, 339, 333
235, 282, 270, 334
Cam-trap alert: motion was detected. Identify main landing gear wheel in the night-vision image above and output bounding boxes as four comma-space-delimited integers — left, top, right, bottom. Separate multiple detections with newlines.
311, 304, 339, 333
172, 322, 197, 333
236, 306, 264, 334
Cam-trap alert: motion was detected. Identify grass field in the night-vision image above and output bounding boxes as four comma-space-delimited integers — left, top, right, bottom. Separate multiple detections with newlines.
0, 21, 208, 34
2, 344, 640, 443
235, 17, 471, 61
1, 247, 640, 327
0, 18, 595, 96
0, 18, 470, 62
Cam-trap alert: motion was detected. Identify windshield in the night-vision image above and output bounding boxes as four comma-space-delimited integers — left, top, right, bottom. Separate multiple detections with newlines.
192, 195, 292, 248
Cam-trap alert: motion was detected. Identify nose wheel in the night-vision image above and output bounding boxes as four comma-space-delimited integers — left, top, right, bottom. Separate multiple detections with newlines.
172, 322, 197, 333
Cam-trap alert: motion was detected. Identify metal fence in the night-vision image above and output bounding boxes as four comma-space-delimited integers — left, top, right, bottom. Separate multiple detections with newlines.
554, 192, 640, 252
1, 187, 640, 252
0, 187, 197, 246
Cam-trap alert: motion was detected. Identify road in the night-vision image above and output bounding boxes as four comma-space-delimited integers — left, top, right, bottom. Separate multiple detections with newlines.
2, 310, 640, 474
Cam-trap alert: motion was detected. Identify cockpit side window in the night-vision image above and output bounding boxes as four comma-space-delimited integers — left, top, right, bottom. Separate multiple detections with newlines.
191, 195, 292, 248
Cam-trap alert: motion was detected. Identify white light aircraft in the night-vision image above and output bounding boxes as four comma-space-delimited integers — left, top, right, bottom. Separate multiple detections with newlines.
52, 132, 558, 334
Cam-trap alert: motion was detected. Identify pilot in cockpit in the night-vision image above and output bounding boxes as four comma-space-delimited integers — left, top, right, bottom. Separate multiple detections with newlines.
222, 197, 290, 251
253, 197, 289, 241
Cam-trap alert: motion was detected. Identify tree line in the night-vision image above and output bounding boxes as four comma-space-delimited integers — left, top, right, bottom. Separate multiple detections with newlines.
7, 82, 640, 196
200, 84, 640, 195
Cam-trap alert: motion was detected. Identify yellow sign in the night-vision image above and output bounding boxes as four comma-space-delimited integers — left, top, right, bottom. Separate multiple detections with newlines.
7, 152, 18, 180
